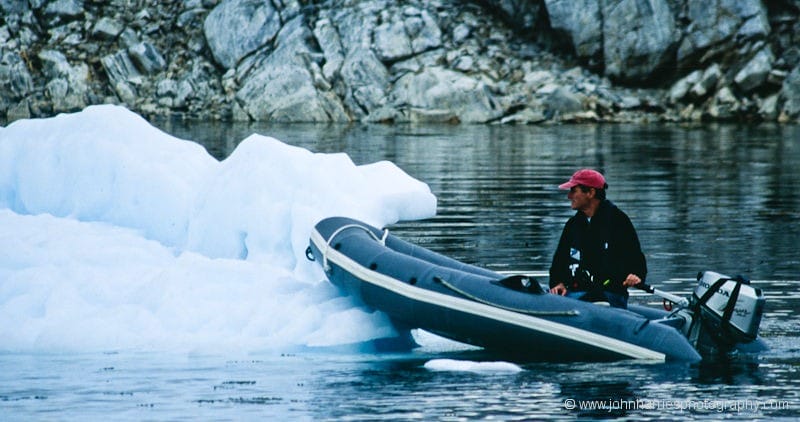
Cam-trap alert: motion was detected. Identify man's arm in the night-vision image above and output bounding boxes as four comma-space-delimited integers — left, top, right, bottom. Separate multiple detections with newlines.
549, 220, 574, 291
617, 211, 647, 285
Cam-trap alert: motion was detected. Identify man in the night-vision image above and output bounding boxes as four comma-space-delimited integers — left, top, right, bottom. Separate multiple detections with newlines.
549, 169, 646, 308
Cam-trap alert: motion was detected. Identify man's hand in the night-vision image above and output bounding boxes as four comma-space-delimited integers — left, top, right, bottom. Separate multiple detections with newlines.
550, 283, 568, 295
622, 273, 642, 287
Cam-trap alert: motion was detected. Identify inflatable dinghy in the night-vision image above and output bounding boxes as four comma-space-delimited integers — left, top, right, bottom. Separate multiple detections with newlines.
307, 217, 767, 362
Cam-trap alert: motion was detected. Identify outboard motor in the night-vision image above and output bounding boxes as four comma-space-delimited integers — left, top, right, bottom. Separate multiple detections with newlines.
676, 271, 766, 355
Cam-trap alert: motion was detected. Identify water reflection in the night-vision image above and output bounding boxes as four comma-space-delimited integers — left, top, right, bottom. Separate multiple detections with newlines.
693, 359, 766, 385
564, 381, 642, 418
303, 355, 795, 420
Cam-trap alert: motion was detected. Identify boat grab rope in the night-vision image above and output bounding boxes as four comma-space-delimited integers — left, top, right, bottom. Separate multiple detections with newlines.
434, 276, 581, 317
321, 224, 389, 272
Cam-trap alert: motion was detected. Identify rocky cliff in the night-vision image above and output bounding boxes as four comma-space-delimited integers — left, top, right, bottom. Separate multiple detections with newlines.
1, 0, 799, 124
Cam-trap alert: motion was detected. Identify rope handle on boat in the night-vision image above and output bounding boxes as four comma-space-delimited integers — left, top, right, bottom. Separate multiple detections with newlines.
321, 224, 389, 272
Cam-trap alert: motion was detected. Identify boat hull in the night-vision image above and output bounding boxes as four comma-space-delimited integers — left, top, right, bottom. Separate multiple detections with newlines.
309, 217, 703, 362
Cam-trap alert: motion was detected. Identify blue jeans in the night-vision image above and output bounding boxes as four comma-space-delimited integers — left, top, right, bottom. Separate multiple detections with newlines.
566, 290, 628, 309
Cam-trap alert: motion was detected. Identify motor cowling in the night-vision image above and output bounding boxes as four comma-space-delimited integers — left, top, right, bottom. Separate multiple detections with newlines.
690, 271, 766, 349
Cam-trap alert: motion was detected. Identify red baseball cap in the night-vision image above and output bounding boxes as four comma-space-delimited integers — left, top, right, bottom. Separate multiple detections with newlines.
558, 169, 607, 190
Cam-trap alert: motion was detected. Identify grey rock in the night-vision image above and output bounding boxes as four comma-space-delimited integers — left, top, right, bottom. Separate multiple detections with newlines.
1, 52, 34, 99
177, 8, 206, 29
677, 0, 768, 65
157, 79, 179, 97
453, 55, 474, 72
183, 0, 204, 9
617, 96, 642, 110
101, 50, 143, 104
707, 86, 740, 120
0, 26, 10, 46
6, 99, 31, 121
407, 9, 442, 54
91, 17, 124, 40
42, 0, 84, 27
46, 78, 69, 106
374, 18, 413, 62
333, 6, 391, 120
767, 69, 787, 87
119, 28, 140, 49
524, 70, 555, 90
391, 55, 422, 74
221, 69, 237, 94
544, 0, 602, 67
780, 65, 800, 119
111, 80, 138, 104
133, 8, 151, 23
363, 105, 402, 123
16, 25, 39, 48
537, 82, 560, 96
734, 47, 775, 92
203, 0, 281, 69
339, 49, 390, 118
500, 107, 548, 124
758, 94, 779, 120
544, 86, 584, 115
737, 10, 771, 40
1, 0, 799, 124
669, 70, 703, 104
373, 8, 441, 63
603, 0, 678, 82
47, 22, 84, 46
231, 99, 249, 121
690, 64, 722, 99
101, 50, 141, 85
390, 66, 502, 123
0, 0, 31, 14
33, 50, 89, 112
128, 42, 166, 74
175, 80, 194, 108
783, 47, 800, 70
41, 57, 89, 112
235, 16, 350, 122
452, 23, 470, 44
481, 0, 542, 32
313, 18, 345, 81
715, 86, 738, 105
37, 49, 72, 79
404, 107, 460, 124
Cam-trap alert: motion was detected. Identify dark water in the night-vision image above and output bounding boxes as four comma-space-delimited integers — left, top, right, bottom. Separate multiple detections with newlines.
4, 122, 798, 420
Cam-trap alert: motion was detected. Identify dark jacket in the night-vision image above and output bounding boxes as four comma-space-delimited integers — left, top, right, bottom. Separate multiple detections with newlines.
549, 200, 647, 296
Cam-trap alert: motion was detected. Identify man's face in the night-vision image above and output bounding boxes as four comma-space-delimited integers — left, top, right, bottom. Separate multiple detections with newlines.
567, 185, 594, 212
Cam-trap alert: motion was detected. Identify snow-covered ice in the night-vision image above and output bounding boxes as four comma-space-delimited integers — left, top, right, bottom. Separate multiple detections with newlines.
0, 105, 437, 353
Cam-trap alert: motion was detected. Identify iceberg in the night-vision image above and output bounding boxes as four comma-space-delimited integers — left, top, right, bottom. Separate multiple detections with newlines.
423, 359, 524, 373
0, 105, 437, 353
